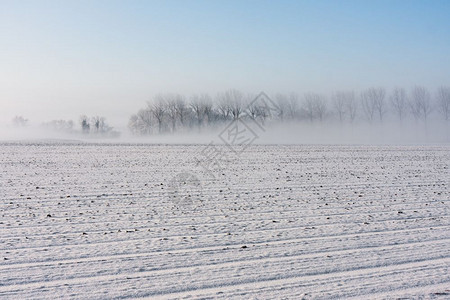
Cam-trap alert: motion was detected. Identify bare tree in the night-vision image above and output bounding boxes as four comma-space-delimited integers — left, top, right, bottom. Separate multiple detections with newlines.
128, 115, 141, 135
242, 93, 261, 124
80, 115, 90, 134
361, 88, 385, 122
390, 87, 408, 122
410, 86, 432, 122
275, 94, 289, 121
373, 88, 387, 121
202, 95, 214, 125
175, 95, 189, 127
128, 108, 153, 135
302, 93, 316, 122
436, 86, 450, 121
245, 95, 270, 126
313, 95, 327, 122
190, 95, 205, 129
91, 116, 106, 133
190, 94, 212, 128
150, 95, 167, 133
287, 93, 300, 120
228, 89, 244, 120
217, 89, 244, 120
138, 108, 153, 133
302, 93, 327, 122
246, 95, 260, 121
344, 92, 358, 123
332, 91, 349, 123
216, 93, 232, 121
409, 96, 421, 122
166, 97, 178, 132
360, 90, 376, 123
78, 115, 115, 136
12, 116, 28, 127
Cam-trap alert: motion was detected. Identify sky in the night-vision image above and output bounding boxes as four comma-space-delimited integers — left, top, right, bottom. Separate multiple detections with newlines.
1, 0, 450, 129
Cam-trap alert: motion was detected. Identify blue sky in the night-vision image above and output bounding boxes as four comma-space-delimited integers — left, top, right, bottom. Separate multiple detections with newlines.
1, 0, 449, 126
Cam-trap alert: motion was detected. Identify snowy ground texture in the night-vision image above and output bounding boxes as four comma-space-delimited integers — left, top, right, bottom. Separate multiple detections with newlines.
1, 143, 449, 299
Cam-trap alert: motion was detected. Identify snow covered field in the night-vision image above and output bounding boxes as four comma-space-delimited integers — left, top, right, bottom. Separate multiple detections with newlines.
0, 142, 449, 299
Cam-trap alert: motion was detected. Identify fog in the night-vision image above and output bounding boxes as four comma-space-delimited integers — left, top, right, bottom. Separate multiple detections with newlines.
2, 2, 450, 146
1, 116, 448, 146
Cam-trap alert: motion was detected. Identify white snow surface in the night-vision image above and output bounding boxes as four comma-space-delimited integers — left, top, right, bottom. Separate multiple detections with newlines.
0, 142, 449, 299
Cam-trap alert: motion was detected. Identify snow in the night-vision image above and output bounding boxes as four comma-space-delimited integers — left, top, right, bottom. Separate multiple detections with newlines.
0, 142, 449, 299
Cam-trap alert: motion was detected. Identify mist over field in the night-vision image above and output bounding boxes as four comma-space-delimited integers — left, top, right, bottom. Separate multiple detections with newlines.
1, 1, 450, 299
2, 89, 449, 145
2, 117, 449, 145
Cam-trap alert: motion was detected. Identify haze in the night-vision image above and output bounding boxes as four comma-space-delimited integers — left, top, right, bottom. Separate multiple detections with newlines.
1, 0, 449, 143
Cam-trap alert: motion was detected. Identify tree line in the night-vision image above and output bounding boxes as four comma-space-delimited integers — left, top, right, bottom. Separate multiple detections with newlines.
128, 86, 450, 135
78, 115, 118, 136
11, 115, 120, 138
